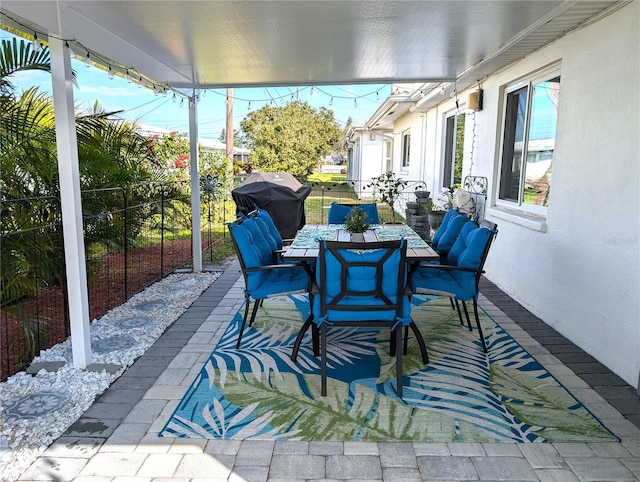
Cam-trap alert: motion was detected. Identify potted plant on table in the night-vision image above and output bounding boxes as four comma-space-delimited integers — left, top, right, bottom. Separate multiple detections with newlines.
344, 207, 370, 242
368, 171, 408, 224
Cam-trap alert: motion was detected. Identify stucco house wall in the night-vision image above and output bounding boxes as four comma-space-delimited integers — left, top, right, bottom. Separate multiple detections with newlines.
466, 3, 639, 387
382, 2, 639, 387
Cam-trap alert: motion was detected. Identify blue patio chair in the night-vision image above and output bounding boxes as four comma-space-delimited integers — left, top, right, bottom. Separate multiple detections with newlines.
411, 219, 498, 353
430, 209, 466, 260
303, 239, 428, 397
251, 208, 294, 249
328, 202, 380, 224
228, 216, 309, 349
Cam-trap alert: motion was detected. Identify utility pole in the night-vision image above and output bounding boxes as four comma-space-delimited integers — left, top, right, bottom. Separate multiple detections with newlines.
226, 88, 234, 168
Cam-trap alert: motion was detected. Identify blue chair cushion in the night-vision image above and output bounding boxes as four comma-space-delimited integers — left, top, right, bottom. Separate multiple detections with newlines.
328, 202, 380, 224
313, 242, 411, 325
357, 203, 380, 224
411, 267, 475, 301
430, 209, 460, 249
443, 220, 477, 265
328, 203, 352, 224
412, 224, 492, 300
255, 209, 284, 248
230, 220, 308, 296
433, 212, 466, 254
250, 267, 308, 300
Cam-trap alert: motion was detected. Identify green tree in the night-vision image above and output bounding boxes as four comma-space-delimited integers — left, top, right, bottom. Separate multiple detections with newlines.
218, 128, 249, 148
240, 101, 342, 177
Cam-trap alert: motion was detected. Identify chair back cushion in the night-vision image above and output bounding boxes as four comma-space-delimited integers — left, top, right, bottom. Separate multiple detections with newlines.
444, 220, 477, 265
430, 209, 459, 249
254, 209, 284, 248
432, 211, 466, 254
328, 202, 380, 224
313, 240, 411, 324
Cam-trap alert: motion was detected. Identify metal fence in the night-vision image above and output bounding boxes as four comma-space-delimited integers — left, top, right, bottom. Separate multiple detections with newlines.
0, 181, 222, 380
0, 175, 430, 380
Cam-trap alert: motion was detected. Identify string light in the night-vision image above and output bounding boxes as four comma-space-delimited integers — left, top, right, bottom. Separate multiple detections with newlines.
126, 70, 131, 83
440, 84, 446, 95
376, 91, 379, 101
84, 52, 91, 67
32, 33, 41, 53
107, 65, 114, 80
248, 101, 251, 110
137, 76, 143, 88
172, 93, 177, 102
309, 86, 315, 96
180, 98, 184, 108
163, 87, 168, 97
354, 99, 357, 108
329, 97, 333, 105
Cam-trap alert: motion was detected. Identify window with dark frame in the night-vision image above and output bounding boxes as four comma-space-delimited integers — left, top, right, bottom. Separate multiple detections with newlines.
401, 130, 410, 168
499, 72, 560, 208
443, 113, 465, 188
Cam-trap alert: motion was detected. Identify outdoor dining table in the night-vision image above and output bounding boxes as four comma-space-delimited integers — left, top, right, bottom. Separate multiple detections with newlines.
283, 223, 438, 362
281, 223, 439, 265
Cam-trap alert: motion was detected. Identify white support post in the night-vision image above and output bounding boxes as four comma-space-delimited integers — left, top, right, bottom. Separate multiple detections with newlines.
48, 37, 92, 368
189, 95, 202, 272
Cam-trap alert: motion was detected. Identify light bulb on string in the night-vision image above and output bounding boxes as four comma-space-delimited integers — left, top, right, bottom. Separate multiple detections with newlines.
163, 87, 168, 97
172, 93, 177, 102
137, 76, 143, 88
107, 65, 114, 80
309, 86, 314, 96
196, 93, 200, 103
329, 97, 333, 106
126, 70, 131, 83
376, 91, 379, 101
439, 84, 446, 96
84, 52, 91, 67
354, 99, 358, 108
248, 101, 251, 110
153, 86, 158, 96
32, 33, 41, 53
180, 98, 184, 108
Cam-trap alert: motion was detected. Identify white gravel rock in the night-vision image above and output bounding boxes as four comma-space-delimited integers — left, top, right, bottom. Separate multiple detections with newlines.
0, 271, 220, 482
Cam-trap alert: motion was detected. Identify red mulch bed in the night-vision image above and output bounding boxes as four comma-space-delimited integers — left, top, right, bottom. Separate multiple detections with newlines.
1, 238, 194, 380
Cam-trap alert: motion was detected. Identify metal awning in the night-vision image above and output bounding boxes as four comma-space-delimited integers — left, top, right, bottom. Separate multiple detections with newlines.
1, 1, 626, 92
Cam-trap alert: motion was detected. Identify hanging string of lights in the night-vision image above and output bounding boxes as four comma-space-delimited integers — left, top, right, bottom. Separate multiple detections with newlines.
3, 12, 388, 113
210, 84, 388, 111
1, 12, 190, 101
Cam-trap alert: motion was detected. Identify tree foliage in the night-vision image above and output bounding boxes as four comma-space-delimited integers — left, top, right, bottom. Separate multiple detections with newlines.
240, 101, 342, 177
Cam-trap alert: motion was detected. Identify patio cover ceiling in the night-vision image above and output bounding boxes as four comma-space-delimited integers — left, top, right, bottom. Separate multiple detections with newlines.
1, 1, 626, 94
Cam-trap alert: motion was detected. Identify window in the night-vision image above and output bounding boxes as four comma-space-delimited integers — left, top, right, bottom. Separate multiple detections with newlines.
385, 139, 393, 172
401, 130, 410, 168
443, 113, 465, 188
499, 70, 560, 209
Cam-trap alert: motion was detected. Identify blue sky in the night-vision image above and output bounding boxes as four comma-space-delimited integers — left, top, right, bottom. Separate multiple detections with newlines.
4, 31, 390, 141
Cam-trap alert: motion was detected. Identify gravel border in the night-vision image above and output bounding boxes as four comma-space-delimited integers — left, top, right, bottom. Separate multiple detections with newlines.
0, 271, 220, 482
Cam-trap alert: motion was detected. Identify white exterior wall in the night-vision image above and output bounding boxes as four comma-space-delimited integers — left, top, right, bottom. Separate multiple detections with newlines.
393, 112, 426, 183
347, 131, 390, 199
454, 4, 639, 387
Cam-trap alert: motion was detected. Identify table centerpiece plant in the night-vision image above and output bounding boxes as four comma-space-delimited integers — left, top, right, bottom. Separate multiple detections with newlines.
344, 207, 370, 242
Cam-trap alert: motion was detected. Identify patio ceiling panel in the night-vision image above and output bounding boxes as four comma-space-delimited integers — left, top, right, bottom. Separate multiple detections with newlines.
2, 0, 597, 90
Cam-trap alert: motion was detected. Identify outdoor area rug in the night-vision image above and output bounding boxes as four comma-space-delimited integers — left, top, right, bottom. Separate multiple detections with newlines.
161, 295, 618, 443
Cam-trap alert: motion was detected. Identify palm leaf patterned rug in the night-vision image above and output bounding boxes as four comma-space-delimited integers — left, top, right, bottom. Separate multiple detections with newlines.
161, 295, 617, 443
